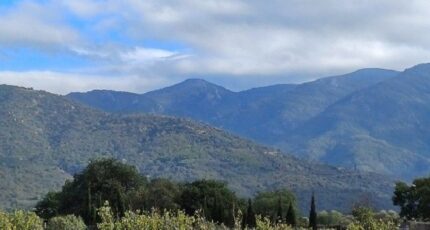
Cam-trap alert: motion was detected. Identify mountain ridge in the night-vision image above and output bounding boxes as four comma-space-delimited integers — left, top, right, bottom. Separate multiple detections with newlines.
67, 64, 430, 180
0, 84, 394, 213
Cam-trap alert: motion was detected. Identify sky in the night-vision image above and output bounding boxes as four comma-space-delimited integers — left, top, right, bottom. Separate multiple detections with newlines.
1, 0, 430, 94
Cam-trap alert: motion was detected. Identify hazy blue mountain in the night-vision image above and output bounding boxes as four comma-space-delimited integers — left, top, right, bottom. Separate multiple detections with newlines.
282, 63, 430, 179
68, 68, 410, 177
0, 85, 393, 213
68, 68, 397, 144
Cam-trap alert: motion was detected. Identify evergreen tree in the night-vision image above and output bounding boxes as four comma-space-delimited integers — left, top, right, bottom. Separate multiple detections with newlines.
212, 195, 224, 224
276, 196, 283, 223
226, 201, 235, 228
285, 202, 296, 227
241, 210, 246, 229
309, 193, 317, 230
246, 199, 256, 228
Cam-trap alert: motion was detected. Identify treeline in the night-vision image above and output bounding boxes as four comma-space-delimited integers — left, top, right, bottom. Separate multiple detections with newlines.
34, 158, 304, 228
1, 158, 415, 229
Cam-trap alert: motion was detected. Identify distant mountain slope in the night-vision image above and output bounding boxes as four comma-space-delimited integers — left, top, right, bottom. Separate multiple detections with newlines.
0, 85, 393, 212
67, 68, 409, 176
68, 68, 397, 144
283, 63, 430, 179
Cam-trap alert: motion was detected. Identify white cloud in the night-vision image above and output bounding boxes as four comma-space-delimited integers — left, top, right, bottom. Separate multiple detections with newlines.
120, 47, 177, 63
75, 0, 430, 77
2, 0, 430, 93
0, 1, 81, 49
0, 71, 168, 95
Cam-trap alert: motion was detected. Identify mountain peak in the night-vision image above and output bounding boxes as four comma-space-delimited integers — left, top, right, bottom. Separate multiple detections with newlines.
177, 78, 224, 89
403, 63, 430, 76
154, 78, 232, 95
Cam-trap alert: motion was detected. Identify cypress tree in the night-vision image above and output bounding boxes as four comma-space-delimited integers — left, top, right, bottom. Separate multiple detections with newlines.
212, 196, 224, 224
276, 196, 283, 223
226, 202, 235, 228
309, 193, 317, 230
241, 210, 246, 229
202, 196, 209, 220
246, 199, 256, 228
285, 202, 296, 227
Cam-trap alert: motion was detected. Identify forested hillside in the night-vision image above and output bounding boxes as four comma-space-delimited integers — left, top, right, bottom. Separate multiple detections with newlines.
68, 65, 430, 179
0, 85, 393, 212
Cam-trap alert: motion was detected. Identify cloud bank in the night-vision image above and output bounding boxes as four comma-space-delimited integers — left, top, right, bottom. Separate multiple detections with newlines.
1, 0, 430, 93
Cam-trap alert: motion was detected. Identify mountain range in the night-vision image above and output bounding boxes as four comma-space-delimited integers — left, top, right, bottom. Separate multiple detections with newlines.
0, 85, 393, 213
68, 64, 430, 180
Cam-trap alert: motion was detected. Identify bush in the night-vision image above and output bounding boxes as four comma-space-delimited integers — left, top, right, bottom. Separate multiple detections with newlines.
46, 215, 86, 230
347, 207, 397, 230
0, 210, 44, 230
97, 201, 220, 230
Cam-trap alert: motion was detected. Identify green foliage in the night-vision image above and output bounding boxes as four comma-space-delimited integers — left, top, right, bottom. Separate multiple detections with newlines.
144, 178, 182, 212
317, 210, 348, 226
35, 192, 61, 220
97, 201, 219, 230
36, 158, 146, 225
0, 210, 44, 230
46, 215, 86, 230
285, 203, 296, 227
347, 206, 397, 230
243, 199, 256, 228
96, 202, 305, 230
309, 194, 317, 230
179, 180, 238, 226
393, 178, 430, 220
253, 189, 296, 221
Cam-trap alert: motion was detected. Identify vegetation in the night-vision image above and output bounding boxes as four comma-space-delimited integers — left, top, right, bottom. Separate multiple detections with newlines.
0, 210, 44, 230
34, 159, 302, 228
35, 159, 146, 224
0, 84, 393, 213
46, 215, 86, 230
68, 65, 430, 181
243, 199, 256, 228
253, 190, 296, 222
0, 202, 401, 230
347, 207, 397, 230
393, 177, 430, 220
2, 159, 417, 229
308, 194, 317, 230
68, 68, 426, 180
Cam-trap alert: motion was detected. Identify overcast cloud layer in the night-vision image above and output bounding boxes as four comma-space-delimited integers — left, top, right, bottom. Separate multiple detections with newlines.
1, 0, 430, 94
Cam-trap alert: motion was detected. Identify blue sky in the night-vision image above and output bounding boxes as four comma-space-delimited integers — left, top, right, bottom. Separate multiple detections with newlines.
1, 0, 430, 94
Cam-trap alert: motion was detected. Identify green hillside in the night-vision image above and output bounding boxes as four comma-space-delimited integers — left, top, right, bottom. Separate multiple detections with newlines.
283, 64, 430, 180
0, 85, 393, 212
67, 66, 430, 180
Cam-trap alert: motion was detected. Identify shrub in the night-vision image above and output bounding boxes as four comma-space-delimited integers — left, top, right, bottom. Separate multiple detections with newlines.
46, 215, 86, 230
347, 207, 397, 230
0, 210, 44, 230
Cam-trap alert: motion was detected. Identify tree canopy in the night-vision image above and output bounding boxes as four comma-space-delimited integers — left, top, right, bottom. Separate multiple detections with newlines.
36, 158, 146, 224
393, 177, 430, 220
253, 189, 296, 221
179, 180, 238, 226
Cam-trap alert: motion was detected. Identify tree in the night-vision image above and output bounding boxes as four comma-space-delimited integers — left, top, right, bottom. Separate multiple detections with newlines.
36, 158, 146, 224
276, 197, 283, 223
245, 199, 256, 228
179, 180, 238, 226
253, 189, 296, 221
309, 193, 317, 230
285, 202, 296, 227
393, 178, 430, 220
144, 178, 182, 212
34, 192, 61, 220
